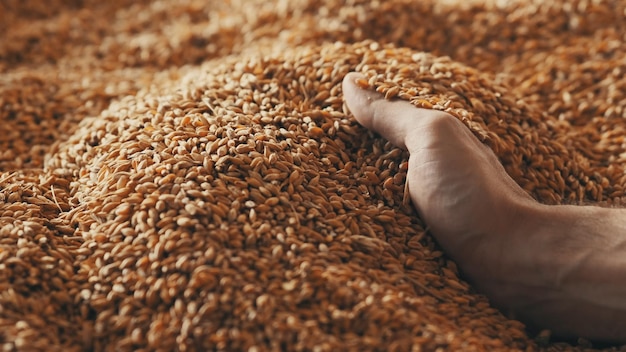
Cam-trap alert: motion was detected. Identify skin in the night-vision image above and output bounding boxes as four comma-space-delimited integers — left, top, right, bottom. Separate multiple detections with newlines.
343, 72, 626, 343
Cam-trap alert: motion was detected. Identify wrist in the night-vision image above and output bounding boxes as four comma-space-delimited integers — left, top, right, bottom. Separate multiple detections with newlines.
505, 200, 580, 288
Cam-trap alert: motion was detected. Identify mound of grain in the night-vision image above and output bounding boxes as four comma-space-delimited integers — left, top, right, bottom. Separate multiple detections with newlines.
1, 0, 626, 351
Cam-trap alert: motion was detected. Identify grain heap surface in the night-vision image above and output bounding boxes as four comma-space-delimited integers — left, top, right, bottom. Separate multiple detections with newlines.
1, 0, 626, 351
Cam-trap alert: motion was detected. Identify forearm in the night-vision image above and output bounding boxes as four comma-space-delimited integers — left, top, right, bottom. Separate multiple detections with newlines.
507, 202, 626, 341
534, 204, 626, 296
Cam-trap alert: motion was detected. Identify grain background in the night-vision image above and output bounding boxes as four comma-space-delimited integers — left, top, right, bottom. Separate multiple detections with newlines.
1, 0, 626, 351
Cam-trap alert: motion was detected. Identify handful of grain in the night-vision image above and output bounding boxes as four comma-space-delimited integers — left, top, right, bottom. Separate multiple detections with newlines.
1, 0, 625, 351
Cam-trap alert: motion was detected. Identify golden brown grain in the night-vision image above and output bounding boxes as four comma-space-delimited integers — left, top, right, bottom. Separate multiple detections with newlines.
1, 0, 625, 351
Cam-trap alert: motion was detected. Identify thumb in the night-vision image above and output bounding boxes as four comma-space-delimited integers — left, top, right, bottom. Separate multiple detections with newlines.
342, 72, 430, 151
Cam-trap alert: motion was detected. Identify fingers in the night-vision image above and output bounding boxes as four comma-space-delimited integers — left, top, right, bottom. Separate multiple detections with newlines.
342, 72, 450, 151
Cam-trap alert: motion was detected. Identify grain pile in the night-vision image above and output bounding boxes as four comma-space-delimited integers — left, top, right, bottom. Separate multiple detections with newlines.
1, 0, 626, 351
